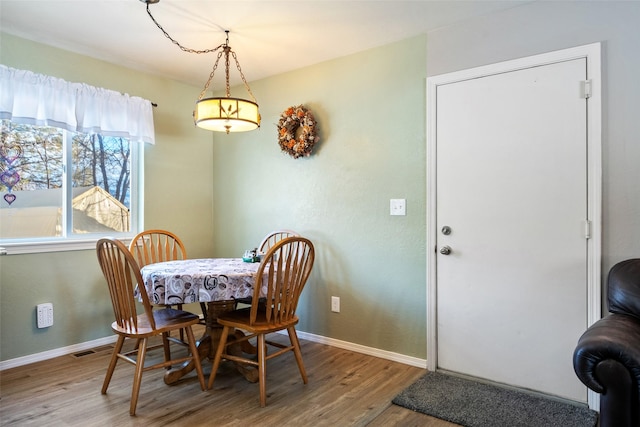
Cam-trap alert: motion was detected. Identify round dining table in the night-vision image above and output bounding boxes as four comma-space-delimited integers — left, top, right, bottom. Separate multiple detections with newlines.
141, 258, 265, 384
142, 257, 266, 305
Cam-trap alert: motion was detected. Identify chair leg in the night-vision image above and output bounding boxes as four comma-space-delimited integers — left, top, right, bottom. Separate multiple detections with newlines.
130, 337, 148, 416
161, 331, 172, 369
177, 304, 185, 342
207, 326, 231, 390
185, 326, 206, 391
257, 333, 267, 407
102, 335, 125, 394
288, 327, 308, 383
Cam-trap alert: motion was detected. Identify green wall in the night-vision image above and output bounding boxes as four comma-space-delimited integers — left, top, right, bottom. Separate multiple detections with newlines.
0, 33, 216, 360
0, 32, 428, 361
209, 35, 428, 356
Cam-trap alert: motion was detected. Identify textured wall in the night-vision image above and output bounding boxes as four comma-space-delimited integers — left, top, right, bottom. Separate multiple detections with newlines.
0, 33, 428, 361
208, 35, 428, 357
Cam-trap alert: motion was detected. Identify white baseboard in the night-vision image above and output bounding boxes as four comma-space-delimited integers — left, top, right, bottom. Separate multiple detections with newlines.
0, 335, 118, 371
1, 331, 427, 371
282, 330, 428, 369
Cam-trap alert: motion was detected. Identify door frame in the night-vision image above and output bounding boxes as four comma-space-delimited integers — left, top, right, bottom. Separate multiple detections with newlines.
425, 43, 602, 409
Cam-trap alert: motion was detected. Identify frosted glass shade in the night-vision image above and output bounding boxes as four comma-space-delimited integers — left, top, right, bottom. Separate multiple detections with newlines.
194, 97, 260, 133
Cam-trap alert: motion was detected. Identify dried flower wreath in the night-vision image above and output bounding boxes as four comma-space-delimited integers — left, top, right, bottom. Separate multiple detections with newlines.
277, 105, 319, 158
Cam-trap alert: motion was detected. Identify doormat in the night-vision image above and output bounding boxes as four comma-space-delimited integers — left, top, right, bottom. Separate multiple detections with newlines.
392, 371, 598, 427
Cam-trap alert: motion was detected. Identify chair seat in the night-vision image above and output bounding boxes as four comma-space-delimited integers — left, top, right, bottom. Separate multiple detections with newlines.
111, 308, 200, 338
218, 307, 299, 334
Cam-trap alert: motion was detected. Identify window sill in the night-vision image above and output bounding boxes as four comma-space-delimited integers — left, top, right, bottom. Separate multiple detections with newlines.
0, 237, 132, 255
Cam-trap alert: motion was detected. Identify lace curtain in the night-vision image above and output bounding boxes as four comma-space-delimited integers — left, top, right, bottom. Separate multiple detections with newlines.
0, 65, 155, 144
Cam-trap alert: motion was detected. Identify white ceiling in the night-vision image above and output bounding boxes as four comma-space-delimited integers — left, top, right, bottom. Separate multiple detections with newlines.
0, 0, 531, 88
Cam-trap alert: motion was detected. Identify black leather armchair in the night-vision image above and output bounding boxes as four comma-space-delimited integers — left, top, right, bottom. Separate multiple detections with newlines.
573, 258, 640, 427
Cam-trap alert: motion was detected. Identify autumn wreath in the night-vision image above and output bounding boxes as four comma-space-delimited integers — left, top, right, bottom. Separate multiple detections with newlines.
277, 105, 319, 158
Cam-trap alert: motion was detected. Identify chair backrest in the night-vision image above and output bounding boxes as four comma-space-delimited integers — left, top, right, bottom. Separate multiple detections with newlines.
250, 236, 315, 325
97, 237, 156, 331
129, 229, 187, 268
258, 229, 299, 253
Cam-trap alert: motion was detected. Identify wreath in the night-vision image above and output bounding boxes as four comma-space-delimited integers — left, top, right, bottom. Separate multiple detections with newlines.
277, 105, 319, 159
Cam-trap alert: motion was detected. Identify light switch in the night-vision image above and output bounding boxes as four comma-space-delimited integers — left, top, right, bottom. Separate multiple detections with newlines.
390, 199, 406, 216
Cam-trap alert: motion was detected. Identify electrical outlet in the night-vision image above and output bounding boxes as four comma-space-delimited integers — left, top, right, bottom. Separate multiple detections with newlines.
37, 303, 53, 328
331, 296, 340, 313
390, 199, 406, 216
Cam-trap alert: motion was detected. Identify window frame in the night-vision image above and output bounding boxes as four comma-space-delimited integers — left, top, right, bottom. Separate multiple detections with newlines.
0, 125, 144, 255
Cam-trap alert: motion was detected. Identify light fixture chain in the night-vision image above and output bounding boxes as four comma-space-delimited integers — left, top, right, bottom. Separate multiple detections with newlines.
145, 3, 223, 55
143, 2, 261, 132
225, 47, 231, 98
231, 51, 258, 103
199, 50, 224, 100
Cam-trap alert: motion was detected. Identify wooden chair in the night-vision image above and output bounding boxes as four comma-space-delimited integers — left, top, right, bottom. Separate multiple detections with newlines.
129, 230, 208, 341
129, 229, 191, 312
129, 229, 187, 268
258, 229, 299, 254
235, 229, 300, 307
96, 237, 206, 416
207, 236, 315, 407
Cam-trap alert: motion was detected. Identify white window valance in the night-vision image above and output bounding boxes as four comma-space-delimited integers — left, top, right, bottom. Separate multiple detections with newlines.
0, 65, 155, 144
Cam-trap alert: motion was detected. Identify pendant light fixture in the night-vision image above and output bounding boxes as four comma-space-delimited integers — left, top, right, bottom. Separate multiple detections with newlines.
141, 0, 260, 133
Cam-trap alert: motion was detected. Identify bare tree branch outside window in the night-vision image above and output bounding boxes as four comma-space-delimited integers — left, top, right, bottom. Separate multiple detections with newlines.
1, 119, 133, 238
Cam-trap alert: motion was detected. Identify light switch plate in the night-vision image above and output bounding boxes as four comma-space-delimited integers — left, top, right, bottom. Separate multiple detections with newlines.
390, 199, 406, 216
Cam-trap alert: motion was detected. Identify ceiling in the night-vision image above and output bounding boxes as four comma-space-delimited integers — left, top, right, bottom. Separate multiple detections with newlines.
1, 0, 531, 88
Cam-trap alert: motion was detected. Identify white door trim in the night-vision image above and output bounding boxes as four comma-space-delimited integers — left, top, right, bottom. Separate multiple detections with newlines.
425, 43, 602, 409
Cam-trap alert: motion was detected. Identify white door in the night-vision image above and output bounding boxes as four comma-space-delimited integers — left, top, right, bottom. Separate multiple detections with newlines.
427, 45, 601, 403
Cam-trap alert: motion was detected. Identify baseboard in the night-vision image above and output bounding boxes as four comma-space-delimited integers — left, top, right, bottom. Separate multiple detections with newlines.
0, 335, 118, 371
1, 331, 427, 371
281, 330, 428, 369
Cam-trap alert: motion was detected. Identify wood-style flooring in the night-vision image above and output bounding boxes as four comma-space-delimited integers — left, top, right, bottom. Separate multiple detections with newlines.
0, 325, 459, 426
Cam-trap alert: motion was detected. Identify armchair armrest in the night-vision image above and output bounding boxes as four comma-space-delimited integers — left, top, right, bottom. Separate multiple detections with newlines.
573, 314, 640, 394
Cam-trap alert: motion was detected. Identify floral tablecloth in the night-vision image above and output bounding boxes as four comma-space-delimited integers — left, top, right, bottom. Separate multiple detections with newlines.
140, 258, 264, 305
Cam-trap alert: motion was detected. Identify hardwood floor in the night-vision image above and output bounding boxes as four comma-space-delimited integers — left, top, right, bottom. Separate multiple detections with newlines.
0, 325, 459, 426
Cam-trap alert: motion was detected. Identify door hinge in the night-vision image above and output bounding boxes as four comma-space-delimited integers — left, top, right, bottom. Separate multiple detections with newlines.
581, 80, 592, 99
584, 219, 592, 239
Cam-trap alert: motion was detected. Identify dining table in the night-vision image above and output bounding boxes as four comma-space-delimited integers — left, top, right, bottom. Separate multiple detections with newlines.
140, 257, 266, 384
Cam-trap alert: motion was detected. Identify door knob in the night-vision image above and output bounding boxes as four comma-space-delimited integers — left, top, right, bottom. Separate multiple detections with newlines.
440, 246, 452, 255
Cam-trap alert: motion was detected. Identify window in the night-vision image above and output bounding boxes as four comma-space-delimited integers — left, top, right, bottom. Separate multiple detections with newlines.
0, 120, 142, 252
0, 65, 153, 254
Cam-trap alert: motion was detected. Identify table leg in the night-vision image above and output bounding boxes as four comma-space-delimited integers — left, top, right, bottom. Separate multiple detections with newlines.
163, 300, 258, 385
207, 301, 258, 383
163, 332, 210, 386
